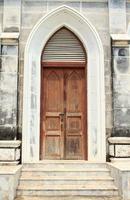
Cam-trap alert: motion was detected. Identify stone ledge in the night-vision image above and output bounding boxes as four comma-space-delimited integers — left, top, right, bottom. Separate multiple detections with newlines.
0, 32, 19, 45
0, 161, 19, 166
0, 165, 22, 175
108, 137, 130, 158
110, 158, 130, 164
0, 32, 19, 39
110, 161, 130, 171
0, 140, 21, 148
0, 140, 21, 164
108, 137, 130, 144
111, 34, 130, 41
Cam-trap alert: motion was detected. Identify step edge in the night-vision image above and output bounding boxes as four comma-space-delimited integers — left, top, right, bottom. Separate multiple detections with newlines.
21, 169, 110, 172
19, 177, 114, 181
17, 186, 118, 191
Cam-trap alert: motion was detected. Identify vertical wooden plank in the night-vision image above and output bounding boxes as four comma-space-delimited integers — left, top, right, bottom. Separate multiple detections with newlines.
65, 69, 87, 160
40, 68, 64, 159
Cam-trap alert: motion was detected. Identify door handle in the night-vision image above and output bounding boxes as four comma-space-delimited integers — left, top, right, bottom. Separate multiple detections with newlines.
61, 123, 63, 132
59, 112, 64, 116
59, 113, 64, 121
59, 113, 64, 131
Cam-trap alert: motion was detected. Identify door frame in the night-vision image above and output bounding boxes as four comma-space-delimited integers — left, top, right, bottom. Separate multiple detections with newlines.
22, 6, 106, 163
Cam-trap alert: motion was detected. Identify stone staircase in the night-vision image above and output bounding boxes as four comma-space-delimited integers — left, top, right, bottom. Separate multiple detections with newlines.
15, 161, 121, 200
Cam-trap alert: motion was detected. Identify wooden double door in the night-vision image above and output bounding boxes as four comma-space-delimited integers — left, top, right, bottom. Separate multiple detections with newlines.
40, 67, 87, 160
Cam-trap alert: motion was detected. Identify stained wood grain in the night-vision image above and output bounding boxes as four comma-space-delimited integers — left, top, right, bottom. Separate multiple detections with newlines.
40, 68, 87, 160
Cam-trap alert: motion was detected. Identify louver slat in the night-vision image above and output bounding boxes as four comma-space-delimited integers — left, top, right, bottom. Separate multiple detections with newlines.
42, 28, 86, 65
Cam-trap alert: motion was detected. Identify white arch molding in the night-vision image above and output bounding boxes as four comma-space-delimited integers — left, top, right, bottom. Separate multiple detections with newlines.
22, 5, 106, 163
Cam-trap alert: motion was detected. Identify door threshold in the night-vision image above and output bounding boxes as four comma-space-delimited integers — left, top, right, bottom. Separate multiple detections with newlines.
23, 160, 106, 164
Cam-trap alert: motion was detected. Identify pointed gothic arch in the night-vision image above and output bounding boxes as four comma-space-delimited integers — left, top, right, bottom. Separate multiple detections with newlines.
22, 5, 105, 162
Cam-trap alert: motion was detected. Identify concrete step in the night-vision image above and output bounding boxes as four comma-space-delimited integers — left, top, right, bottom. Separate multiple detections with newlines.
15, 196, 121, 200
19, 176, 114, 186
16, 163, 120, 199
22, 167, 109, 171
20, 175, 113, 180
21, 168, 110, 177
17, 184, 118, 196
23, 161, 107, 169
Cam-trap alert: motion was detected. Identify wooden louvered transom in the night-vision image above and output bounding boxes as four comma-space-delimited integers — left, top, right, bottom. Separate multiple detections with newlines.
42, 27, 86, 67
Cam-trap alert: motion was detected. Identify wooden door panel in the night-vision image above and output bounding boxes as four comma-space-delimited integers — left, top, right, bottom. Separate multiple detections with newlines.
65, 69, 84, 159
41, 69, 64, 159
45, 116, 61, 135
66, 71, 82, 112
66, 116, 82, 135
66, 136, 82, 159
45, 136, 61, 157
46, 71, 63, 112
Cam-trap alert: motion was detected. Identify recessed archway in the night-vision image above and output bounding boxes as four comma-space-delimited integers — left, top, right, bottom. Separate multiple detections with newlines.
22, 5, 105, 163
40, 27, 87, 160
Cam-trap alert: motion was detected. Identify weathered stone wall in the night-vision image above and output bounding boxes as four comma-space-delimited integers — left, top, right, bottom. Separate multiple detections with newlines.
109, 0, 126, 33
112, 43, 130, 137
0, 40, 18, 139
3, 0, 21, 32
126, 1, 130, 28
0, 0, 20, 140
125, 3, 130, 136
110, 1, 130, 137
0, 0, 3, 33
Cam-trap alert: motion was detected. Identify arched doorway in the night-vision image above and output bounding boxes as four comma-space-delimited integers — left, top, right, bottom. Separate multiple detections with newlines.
40, 27, 87, 160
22, 6, 105, 163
